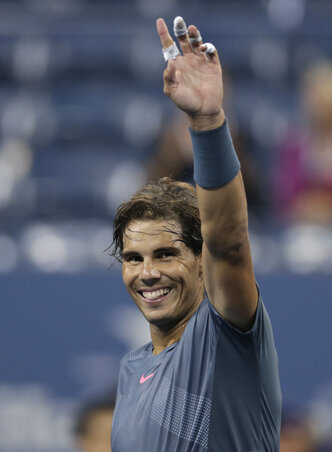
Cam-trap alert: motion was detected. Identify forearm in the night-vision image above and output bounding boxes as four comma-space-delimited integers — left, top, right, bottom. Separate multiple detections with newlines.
190, 118, 249, 260
197, 174, 249, 261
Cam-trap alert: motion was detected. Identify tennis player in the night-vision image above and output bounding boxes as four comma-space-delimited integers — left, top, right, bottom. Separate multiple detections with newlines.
110, 16, 282, 451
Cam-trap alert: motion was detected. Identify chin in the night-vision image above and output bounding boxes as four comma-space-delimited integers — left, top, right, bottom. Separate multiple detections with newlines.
147, 316, 179, 331
143, 308, 186, 331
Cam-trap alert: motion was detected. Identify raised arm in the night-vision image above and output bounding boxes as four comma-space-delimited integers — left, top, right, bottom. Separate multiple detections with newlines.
156, 17, 257, 331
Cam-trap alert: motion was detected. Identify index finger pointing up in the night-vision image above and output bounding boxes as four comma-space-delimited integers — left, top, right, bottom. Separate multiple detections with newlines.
156, 18, 174, 49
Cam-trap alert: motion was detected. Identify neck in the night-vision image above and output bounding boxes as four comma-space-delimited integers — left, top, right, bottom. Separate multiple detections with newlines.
149, 298, 203, 355
150, 320, 188, 355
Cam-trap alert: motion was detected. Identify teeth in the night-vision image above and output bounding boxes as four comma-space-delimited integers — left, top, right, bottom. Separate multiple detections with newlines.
142, 288, 170, 300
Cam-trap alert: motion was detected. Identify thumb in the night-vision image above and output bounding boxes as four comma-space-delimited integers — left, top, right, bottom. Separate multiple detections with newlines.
163, 60, 177, 97
164, 59, 177, 84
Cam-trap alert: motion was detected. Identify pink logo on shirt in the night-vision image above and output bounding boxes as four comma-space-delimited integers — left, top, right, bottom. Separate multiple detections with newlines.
140, 373, 155, 384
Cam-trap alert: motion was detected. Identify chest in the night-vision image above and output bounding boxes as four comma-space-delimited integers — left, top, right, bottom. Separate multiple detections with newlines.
112, 342, 213, 451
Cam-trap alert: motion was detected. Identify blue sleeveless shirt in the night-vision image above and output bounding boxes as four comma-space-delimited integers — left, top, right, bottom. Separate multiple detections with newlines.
111, 297, 281, 451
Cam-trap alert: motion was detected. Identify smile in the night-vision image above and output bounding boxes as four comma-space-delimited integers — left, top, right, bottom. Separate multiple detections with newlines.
139, 287, 172, 302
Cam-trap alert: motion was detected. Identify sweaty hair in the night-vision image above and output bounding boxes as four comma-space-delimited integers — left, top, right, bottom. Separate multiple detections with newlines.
111, 177, 202, 262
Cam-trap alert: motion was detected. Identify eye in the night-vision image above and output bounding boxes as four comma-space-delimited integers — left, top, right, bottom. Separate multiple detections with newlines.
157, 251, 173, 259
124, 254, 143, 263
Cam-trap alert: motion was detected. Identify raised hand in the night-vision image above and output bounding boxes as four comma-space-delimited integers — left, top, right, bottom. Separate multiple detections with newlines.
156, 17, 225, 130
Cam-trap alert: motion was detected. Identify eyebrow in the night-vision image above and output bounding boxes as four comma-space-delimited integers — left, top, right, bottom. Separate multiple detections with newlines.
122, 246, 180, 260
154, 246, 180, 255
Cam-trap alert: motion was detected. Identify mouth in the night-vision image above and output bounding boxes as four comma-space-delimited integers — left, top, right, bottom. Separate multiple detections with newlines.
138, 287, 172, 304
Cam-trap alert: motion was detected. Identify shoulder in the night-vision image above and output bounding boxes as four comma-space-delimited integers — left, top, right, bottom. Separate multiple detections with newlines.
205, 290, 273, 342
120, 342, 153, 367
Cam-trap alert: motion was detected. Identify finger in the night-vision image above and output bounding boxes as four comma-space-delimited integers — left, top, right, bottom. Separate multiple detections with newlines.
188, 25, 203, 53
157, 18, 181, 63
156, 18, 174, 49
200, 43, 220, 64
173, 16, 192, 55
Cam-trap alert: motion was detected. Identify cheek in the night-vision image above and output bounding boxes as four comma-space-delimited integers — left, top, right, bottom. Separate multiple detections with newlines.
177, 260, 201, 284
121, 266, 127, 282
122, 266, 135, 288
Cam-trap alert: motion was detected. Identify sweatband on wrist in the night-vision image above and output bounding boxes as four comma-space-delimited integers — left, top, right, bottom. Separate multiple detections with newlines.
190, 119, 241, 189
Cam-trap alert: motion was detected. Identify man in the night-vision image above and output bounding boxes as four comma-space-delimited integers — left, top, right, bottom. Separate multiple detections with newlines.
110, 16, 282, 451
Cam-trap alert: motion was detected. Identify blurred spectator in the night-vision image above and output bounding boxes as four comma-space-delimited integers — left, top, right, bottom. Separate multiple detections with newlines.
74, 393, 115, 452
280, 408, 317, 452
274, 62, 332, 225
145, 112, 193, 183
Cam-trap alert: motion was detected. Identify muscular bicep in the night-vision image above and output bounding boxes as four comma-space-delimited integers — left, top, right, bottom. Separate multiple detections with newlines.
202, 234, 258, 331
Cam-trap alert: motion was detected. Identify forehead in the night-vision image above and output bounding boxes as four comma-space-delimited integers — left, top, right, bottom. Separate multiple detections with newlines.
123, 219, 183, 250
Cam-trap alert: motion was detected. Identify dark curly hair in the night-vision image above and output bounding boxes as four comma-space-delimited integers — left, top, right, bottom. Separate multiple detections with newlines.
111, 177, 202, 262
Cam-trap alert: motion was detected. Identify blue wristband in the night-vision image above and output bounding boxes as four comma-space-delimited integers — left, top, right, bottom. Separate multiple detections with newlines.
190, 119, 240, 189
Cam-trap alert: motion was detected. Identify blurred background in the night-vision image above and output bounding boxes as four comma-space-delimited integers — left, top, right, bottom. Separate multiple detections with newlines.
0, 0, 332, 451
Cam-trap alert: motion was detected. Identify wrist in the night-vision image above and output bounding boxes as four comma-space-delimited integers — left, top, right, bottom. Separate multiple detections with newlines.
190, 119, 241, 189
188, 109, 225, 132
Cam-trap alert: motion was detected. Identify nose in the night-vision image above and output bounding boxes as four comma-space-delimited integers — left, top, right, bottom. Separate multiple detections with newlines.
140, 258, 161, 286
